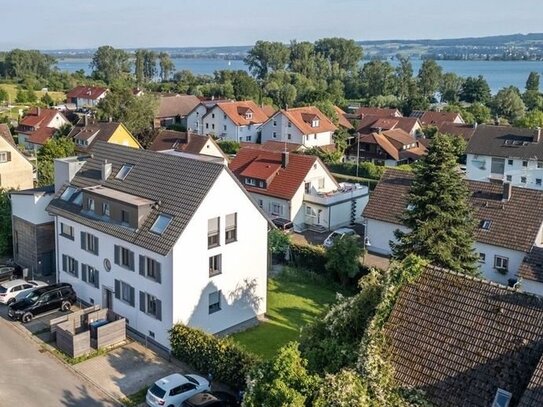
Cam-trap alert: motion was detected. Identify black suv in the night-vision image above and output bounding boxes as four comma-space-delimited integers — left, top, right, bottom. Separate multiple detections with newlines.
8, 283, 76, 323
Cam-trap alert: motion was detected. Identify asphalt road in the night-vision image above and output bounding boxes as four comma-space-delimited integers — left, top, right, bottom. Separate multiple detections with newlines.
0, 307, 118, 407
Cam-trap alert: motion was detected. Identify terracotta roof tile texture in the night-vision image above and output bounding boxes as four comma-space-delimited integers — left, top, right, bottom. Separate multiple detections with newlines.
19, 108, 60, 128
0, 124, 15, 145
239, 141, 303, 152
27, 126, 56, 145
281, 106, 337, 135
229, 147, 317, 200
410, 110, 464, 126
66, 86, 107, 100
386, 266, 543, 407
356, 107, 402, 117
518, 247, 543, 282
333, 106, 354, 129
363, 168, 543, 252
215, 100, 270, 126
148, 130, 209, 155
357, 115, 420, 135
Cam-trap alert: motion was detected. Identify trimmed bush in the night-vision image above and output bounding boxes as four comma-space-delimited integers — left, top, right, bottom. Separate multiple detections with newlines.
289, 242, 327, 275
327, 161, 386, 180
217, 140, 240, 154
169, 324, 258, 390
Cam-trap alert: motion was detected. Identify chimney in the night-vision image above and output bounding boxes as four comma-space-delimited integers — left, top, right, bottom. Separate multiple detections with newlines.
108, 116, 112, 123
54, 156, 87, 193
84, 114, 88, 127
37, 106, 41, 116
281, 151, 289, 169
503, 182, 512, 202
535, 127, 541, 143
473, 121, 478, 129
101, 159, 112, 181
377, 127, 382, 133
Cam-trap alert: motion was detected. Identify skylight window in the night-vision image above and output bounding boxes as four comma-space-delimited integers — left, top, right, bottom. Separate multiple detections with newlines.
60, 186, 78, 201
481, 220, 492, 230
150, 214, 173, 235
115, 164, 134, 180
72, 192, 83, 206
492, 388, 512, 407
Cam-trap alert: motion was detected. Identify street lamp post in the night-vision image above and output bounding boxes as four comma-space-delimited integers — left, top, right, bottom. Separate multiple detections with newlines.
355, 132, 360, 178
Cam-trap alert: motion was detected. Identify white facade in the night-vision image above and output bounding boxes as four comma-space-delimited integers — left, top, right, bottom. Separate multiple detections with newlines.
54, 169, 268, 349
75, 94, 107, 108
365, 219, 407, 255
466, 153, 543, 190
260, 112, 333, 147
11, 192, 54, 225
201, 106, 262, 143
186, 104, 208, 135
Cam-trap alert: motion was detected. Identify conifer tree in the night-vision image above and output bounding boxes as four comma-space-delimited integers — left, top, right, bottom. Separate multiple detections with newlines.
391, 134, 479, 275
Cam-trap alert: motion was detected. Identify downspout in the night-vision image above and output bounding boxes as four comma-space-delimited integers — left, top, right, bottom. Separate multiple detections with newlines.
54, 216, 60, 284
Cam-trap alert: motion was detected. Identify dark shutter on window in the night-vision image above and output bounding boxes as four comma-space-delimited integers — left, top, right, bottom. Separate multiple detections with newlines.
94, 236, 99, 255
74, 260, 79, 278
6, 152, 11, 161
139, 291, 146, 312
114, 245, 120, 265
129, 286, 135, 307
81, 232, 86, 250
139, 255, 145, 276
156, 262, 161, 284
114, 279, 120, 299
81, 264, 87, 282
62, 254, 67, 272
94, 269, 99, 288
156, 299, 162, 321
129, 251, 135, 271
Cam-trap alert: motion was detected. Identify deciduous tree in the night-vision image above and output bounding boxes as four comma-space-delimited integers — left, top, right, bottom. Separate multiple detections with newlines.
492, 86, 526, 123
37, 137, 76, 186
90, 45, 131, 84
0, 189, 12, 255
460, 75, 491, 104
417, 59, 442, 100
244, 41, 290, 79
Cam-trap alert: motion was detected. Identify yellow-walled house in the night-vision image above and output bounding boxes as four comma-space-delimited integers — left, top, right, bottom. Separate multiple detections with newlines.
0, 124, 34, 190
68, 118, 141, 153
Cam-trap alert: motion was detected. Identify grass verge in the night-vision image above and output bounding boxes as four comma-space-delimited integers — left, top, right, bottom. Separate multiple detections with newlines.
120, 386, 148, 407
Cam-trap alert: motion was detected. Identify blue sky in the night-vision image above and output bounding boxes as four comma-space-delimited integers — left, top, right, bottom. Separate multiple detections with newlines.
2, 0, 543, 50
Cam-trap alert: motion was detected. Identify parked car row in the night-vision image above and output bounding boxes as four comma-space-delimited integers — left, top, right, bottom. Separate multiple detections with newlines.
0, 279, 77, 323
146, 373, 240, 407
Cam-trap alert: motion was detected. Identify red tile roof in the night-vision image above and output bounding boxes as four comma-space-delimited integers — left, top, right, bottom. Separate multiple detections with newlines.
240, 160, 281, 180
19, 108, 60, 129
0, 124, 15, 145
214, 101, 270, 126
149, 130, 210, 155
333, 106, 354, 129
239, 141, 303, 152
27, 126, 56, 145
229, 147, 317, 200
358, 129, 425, 161
356, 107, 402, 117
66, 86, 108, 100
280, 106, 337, 135
357, 115, 420, 135
411, 110, 464, 126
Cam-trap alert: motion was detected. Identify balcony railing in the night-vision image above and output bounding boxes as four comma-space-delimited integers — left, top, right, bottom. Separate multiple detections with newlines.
304, 183, 368, 206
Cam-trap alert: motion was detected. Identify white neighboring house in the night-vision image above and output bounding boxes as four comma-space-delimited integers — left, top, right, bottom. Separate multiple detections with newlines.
363, 168, 543, 295
46, 141, 268, 350
229, 147, 369, 231
199, 101, 271, 143
466, 124, 543, 190
260, 106, 337, 148
66, 86, 108, 108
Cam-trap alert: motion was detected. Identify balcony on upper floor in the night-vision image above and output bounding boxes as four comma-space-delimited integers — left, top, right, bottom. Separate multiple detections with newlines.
303, 182, 369, 206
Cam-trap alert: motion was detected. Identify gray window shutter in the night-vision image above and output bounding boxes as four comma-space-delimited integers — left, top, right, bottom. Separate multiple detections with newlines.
81, 264, 87, 282
81, 232, 86, 250
62, 255, 67, 272
114, 245, 120, 265
94, 236, 99, 255
129, 286, 135, 307
129, 251, 135, 271
94, 270, 99, 288
114, 280, 120, 299
139, 255, 145, 276
74, 261, 79, 278
156, 299, 162, 321
6, 152, 11, 161
156, 263, 161, 284
139, 291, 146, 312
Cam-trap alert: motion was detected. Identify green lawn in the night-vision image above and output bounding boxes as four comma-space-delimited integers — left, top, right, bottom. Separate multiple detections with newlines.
0, 83, 66, 104
232, 272, 343, 359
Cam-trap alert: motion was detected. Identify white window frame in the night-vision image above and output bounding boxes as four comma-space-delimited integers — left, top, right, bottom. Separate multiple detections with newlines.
494, 255, 509, 271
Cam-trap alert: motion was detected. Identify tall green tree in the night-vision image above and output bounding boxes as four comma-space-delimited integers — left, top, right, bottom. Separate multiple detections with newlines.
158, 52, 175, 81
359, 60, 396, 98
0, 189, 12, 255
395, 56, 413, 100
0, 88, 9, 103
392, 134, 479, 275
90, 45, 131, 84
467, 102, 492, 124
439, 72, 464, 103
523, 72, 542, 111
460, 75, 492, 104
417, 59, 442, 100
314, 37, 363, 73
515, 110, 543, 128
37, 137, 76, 186
244, 41, 290, 79
526, 71, 540, 92
492, 86, 526, 123
325, 235, 362, 285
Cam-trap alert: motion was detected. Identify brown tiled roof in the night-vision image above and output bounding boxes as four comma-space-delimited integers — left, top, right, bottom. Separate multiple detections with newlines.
239, 141, 303, 153
148, 130, 209, 155
356, 107, 402, 117
518, 247, 543, 283
68, 119, 137, 151
27, 126, 56, 145
466, 125, 543, 160
411, 110, 464, 126
261, 104, 277, 118
156, 94, 201, 118
358, 129, 425, 161
386, 266, 543, 407
357, 115, 420, 135
229, 147, 320, 200
363, 169, 543, 252
66, 86, 107, 100
214, 101, 270, 126
0, 124, 15, 145
280, 106, 337, 135
333, 106, 354, 129
438, 122, 477, 141
518, 355, 543, 406
18, 108, 61, 129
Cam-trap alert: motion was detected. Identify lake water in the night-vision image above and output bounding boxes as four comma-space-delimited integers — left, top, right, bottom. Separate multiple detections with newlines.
56, 58, 543, 93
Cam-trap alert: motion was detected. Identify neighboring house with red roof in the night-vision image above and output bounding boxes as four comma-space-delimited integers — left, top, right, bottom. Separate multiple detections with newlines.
0, 125, 33, 189
363, 168, 543, 294
410, 110, 465, 127
239, 140, 304, 153
348, 129, 427, 166
260, 106, 338, 148
66, 86, 108, 108
230, 147, 369, 231
333, 106, 354, 130
356, 106, 402, 118
16, 107, 70, 152
154, 94, 201, 129
198, 101, 273, 143
149, 130, 228, 164
356, 114, 422, 137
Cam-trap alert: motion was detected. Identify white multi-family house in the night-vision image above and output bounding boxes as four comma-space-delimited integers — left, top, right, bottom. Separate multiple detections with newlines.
46, 141, 268, 350
229, 147, 369, 231
466, 125, 543, 190
260, 106, 337, 148
363, 168, 543, 295
198, 101, 272, 143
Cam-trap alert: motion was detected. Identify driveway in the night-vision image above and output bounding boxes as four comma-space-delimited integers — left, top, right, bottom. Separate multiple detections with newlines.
0, 305, 117, 406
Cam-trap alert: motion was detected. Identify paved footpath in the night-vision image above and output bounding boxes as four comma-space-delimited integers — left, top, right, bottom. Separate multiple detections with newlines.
0, 311, 118, 407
